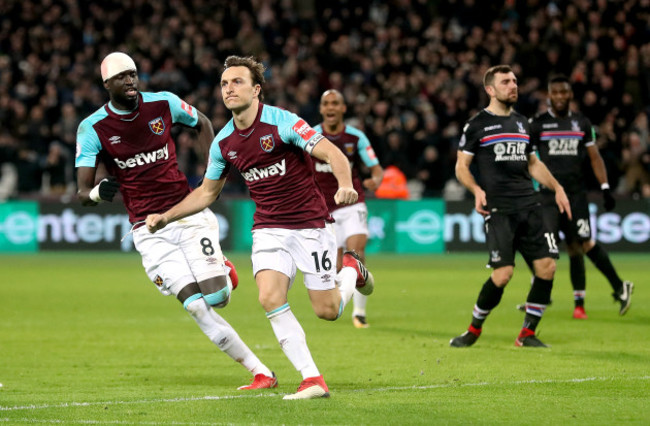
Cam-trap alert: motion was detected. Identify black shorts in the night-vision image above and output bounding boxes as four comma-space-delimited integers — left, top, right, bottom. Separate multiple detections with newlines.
541, 192, 591, 245
485, 206, 559, 268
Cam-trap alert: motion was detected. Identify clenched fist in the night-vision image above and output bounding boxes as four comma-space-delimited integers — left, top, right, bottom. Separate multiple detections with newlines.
334, 187, 358, 205
146, 214, 169, 233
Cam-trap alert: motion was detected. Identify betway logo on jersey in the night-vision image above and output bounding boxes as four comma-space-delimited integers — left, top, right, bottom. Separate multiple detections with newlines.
242, 159, 286, 182
548, 138, 579, 156
314, 161, 333, 173
114, 144, 169, 169
493, 142, 527, 161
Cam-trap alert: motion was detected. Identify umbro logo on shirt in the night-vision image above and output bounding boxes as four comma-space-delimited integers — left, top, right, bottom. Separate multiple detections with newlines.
228, 151, 237, 159
484, 124, 502, 131
109, 136, 121, 144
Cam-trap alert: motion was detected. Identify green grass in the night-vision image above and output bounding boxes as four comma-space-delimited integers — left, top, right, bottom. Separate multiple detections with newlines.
0, 252, 648, 425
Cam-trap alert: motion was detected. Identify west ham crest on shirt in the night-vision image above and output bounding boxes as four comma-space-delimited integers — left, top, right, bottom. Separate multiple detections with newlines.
344, 143, 355, 155
260, 134, 275, 152
148, 117, 165, 135
154, 275, 164, 287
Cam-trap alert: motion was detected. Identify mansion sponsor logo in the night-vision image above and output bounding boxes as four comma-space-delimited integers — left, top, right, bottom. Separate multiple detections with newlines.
493, 142, 527, 161
548, 138, 579, 156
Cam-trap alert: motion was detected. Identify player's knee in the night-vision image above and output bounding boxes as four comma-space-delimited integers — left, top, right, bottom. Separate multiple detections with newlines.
535, 258, 556, 279
258, 293, 285, 313
199, 275, 231, 308
204, 286, 231, 308
567, 241, 583, 256
581, 239, 595, 253
492, 267, 513, 286
313, 303, 339, 321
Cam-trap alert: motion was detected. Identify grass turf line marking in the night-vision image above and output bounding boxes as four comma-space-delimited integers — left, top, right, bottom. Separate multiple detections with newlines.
0, 420, 220, 425
2, 375, 648, 412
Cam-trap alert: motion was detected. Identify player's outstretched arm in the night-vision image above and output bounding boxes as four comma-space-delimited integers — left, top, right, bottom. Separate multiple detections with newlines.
311, 137, 358, 205
528, 154, 572, 220
146, 177, 226, 233
455, 151, 488, 216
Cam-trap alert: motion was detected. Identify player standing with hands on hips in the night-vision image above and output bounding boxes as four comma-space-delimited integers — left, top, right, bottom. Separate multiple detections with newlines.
312, 89, 383, 328
450, 65, 571, 348
76, 52, 277, 390
146, 56, 374, 400
529, 75, 633, 319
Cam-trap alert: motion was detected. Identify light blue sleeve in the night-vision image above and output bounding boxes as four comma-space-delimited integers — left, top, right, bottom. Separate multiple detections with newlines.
261, 105, 323, 153
75, 113, 106, 168
205, 122, 234, 180
142, 91, 198, 127
347, 127, 379, 167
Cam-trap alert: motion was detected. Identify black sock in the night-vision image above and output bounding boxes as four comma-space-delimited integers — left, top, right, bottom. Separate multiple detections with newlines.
586, 243, 622, 293
470, 277, 504, 329
522, 276, 553, 332
527, 276, 553, 305
523, 313, 541, 332
569, 255, 586, 307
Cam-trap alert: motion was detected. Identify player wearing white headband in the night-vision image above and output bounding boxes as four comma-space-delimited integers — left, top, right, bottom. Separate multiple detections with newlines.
75, 52, 278, 391
100, 52, 138, 82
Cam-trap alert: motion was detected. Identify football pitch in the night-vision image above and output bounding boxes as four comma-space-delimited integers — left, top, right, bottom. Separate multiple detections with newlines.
1, 252, 647, 425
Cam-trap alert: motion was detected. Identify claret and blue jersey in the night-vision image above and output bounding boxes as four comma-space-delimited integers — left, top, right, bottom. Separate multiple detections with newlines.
312, 124, 379, 212
75, 91, 198, 223
206, 104, 330, 230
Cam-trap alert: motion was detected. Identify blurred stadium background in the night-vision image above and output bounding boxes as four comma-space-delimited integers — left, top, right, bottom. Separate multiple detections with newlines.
0, 0, 649, 253
1, 3, 649, 423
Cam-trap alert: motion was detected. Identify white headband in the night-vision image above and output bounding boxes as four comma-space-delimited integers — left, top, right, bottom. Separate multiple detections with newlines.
100, 52, 137, 81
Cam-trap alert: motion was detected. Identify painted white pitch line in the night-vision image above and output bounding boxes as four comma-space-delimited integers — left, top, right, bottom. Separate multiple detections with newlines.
0, 420, 219, 425
1, 375, 648, 413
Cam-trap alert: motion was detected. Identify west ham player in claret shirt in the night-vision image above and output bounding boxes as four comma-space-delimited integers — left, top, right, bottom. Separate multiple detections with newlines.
450, 65, 571, 348
312, 89, 384, 329
146, 56, 374, 400
76, 52, 278, 391
529, 75, 633, 319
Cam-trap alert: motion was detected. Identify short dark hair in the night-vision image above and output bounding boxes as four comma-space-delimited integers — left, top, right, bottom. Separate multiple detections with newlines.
223, 55, 266, 102
483, 65, 513, 87
548, 74, 571, 87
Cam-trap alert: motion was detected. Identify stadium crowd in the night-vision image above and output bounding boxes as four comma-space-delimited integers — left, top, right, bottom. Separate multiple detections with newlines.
0, 0, 649, 201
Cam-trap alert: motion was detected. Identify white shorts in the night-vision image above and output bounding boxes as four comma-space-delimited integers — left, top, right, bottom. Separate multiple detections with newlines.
331, 203, 369, 248
133, 208, 226, 297
251, 225, 337, 291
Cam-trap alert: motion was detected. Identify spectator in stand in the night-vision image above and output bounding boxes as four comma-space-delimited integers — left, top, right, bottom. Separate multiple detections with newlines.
1, 1, 649, 197
416, 145, 447, 198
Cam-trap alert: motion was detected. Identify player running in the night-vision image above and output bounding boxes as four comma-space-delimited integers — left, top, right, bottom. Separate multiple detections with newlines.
76, 52, 277, 390
145, 56, 374, 399
312, 89, 384, 329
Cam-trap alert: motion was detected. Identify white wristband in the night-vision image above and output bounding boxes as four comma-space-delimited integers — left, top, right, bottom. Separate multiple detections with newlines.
601, 183, 610, 190
89, 184, 102, 202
